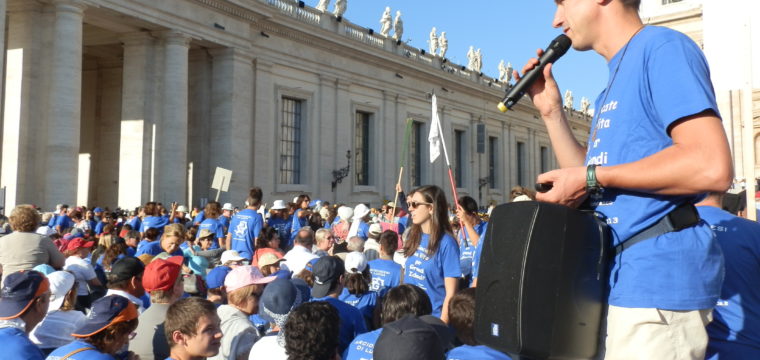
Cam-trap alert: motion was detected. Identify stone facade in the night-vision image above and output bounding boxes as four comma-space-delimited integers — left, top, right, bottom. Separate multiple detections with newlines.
0, 0, 590, 211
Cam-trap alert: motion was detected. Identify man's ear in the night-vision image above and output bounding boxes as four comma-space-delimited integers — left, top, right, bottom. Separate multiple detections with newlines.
172, 330, 186, 346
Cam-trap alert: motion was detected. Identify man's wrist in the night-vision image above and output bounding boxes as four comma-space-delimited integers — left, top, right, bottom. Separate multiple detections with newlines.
586, 165, 603, 194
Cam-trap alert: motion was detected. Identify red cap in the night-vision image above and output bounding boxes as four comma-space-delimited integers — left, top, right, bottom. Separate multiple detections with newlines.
142, 256, 184, 292
65, 237, 94, 252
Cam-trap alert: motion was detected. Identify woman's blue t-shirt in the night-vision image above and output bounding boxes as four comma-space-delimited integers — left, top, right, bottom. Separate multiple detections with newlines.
404, 232, 461, 316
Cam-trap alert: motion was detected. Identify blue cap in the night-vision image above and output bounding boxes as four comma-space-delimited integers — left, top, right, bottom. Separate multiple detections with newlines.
188, 256, 209, 279
272, 269, 292, 280
0, 270, 49, 320
33, 264, 56, 276
304, 257, 320, 272
93, 207, 103, 213
72, 295, 138, 337
206, 266, 232, 289
259, 278, 304, 324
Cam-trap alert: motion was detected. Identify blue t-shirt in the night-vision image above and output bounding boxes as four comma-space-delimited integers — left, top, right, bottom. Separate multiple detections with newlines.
447, 345, 511, 360
290, 209, 309, 244
0, 327, 44, 360
48, 214, 58, 227
267, 217, 291, 247
699, 206, 760, 359
368, 258, 401, 296
471, 223, 489, 280
135, 240, 161, 256
458, 221, 487, 278
47, 339, 111, 360
94, 221, 107, 235
404, 233, 461, 316
193, 210, 205, 224
339, 288, 378, 325
313, 296, 368, 355
197, 218, 224, 250
356, 221, 370, 240
218, 215, 230, 233
55, 215, 74, 231
140, 216, 169, 233
128, 216, 141, 231
343, 328, 382, 360
585, 26, 723, 310
228, 209, 263, 259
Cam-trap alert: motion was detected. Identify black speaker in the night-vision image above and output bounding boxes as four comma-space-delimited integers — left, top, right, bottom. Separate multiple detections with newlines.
474, 201, 609, 360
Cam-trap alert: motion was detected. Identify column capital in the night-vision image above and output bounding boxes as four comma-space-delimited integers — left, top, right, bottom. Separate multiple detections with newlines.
120, 31, 154, 47
8, 0, 44, 13
154, 30, 192, 47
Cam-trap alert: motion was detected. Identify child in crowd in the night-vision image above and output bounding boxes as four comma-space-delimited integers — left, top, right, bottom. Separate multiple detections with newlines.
368, 230, 402, 297
63, 237, 102, 311
165, 297, 224, 360
30, 271, 86, 356
339, 252, 378, 326
447, 288, 511, 359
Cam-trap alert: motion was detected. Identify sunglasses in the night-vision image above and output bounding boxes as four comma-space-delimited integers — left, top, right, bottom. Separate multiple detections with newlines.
408, 201, 432, 209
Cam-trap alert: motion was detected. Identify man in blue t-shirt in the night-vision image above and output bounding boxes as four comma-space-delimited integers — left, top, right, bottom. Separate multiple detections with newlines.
523, 1, 732, 357
368, 230, 402, 297
226, 188, 264, 259
311, 256, 368, 355
0, 271, 50, 360
697, 193, 760, 359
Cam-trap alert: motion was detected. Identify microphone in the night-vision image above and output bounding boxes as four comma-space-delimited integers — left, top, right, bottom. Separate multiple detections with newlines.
497, 34, 572, 112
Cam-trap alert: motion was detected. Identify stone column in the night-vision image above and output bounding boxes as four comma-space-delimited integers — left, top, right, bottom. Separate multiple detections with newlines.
317, 74, 337, 197
43, 0, 86, 209
2, 2, 45, 209
334, 79, 351, 202
209, 47, 254, 204
252, 59, 275, 196
155, 31, 191, 205
118, 32, 156, 209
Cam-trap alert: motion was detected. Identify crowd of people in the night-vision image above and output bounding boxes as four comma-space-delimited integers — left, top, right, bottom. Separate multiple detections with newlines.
0, 183, 539, 360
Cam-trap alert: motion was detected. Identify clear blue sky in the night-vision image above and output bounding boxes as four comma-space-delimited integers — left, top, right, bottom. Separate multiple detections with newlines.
335, 0, 609, 110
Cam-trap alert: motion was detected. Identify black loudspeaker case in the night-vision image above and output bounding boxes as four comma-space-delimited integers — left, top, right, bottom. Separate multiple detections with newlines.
474, 201, 609, 360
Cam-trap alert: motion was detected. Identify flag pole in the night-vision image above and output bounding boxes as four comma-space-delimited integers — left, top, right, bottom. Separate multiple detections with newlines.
432, 91, 465, 240
392, 119, 413, 224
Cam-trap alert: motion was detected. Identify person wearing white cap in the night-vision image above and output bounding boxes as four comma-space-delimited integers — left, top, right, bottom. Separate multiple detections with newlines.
226, 188, 264, 260
347, 204, 371, 240
332, 206, 353, 245
29, 271, 86, 355
218, 202, 235, 234
338, 252, 378, 325
221, 250, 248, 268
267, 200, 292, 248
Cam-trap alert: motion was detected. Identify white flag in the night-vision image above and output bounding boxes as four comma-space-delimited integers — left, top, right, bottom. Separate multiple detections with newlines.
429, 94, 441, 163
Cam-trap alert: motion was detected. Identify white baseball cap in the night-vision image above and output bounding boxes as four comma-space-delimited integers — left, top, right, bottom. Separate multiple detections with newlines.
47, 271, 76, 313
222, 203, 234, 211
271, 200, 287, 210
337, 206, 353, 221
353, 204, 370, 220
36, 226, 56, 237
176, 205, 189, 213
221, 250, 247, 264
344, 251, 368, 274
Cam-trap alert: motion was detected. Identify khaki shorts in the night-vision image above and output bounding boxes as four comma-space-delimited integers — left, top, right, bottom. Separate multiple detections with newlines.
599, 305, 713, 360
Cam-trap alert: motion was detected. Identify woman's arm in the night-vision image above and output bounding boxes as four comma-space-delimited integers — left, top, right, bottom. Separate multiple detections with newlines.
440, 277, 458, 324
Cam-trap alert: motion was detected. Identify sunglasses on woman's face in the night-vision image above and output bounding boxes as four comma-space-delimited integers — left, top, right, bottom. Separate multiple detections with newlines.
408, 201, 432, 209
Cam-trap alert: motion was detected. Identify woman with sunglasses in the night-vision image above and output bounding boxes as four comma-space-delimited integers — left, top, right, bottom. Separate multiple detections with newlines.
402, 185, 461, 323
288, 194, 312, 250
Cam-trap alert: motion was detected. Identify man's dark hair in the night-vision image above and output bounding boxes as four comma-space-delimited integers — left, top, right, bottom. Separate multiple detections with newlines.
165, 297, 218, 347
126, 230, 140, 240
247, 187, 263, 207
448, 287, 477, 346
285, 302, 340, 360
380, 284, 433, 325
378, 230, 398, 256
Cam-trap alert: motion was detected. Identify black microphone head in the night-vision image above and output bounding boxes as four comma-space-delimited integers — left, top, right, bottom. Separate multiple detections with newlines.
550, 34, 572, 58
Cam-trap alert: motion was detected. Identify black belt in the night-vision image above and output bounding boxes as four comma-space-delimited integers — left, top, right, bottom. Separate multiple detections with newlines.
613, 202, 700, 256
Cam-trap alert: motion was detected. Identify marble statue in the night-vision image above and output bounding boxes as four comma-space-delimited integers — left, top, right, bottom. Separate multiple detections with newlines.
498, 60, 508, 83
316, 0, 330, 12
429, 27, 438, 55
581, 97, 591, 115
474, 48, 483, 73
506, 62, 513, 83
333, 0, 346, 17
438, 31, 448, 58
466, 46, 476, 71
564, 90, 574, 109
392, 11, 404, 41
379, 7, 392, 36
